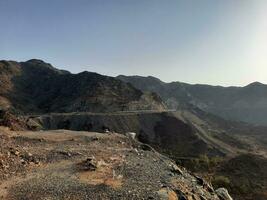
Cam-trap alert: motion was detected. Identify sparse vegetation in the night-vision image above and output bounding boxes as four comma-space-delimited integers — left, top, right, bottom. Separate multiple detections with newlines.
212, 175, 231, 189
177, 154, 224, 173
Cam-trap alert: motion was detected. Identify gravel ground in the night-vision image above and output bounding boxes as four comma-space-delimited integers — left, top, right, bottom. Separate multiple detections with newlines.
0, 129, 222, 200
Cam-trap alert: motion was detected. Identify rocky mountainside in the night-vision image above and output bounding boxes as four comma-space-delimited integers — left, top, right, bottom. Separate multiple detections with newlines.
0, 128, 232, 200
117, 75, 267, 125
30, 111, 228, 158
2, 109, 266, 199
28, 106, 267, 199
30, 106, 267, 157
0, 60, 165, 114
31, 109, 263, 158
0, 59, 266, 199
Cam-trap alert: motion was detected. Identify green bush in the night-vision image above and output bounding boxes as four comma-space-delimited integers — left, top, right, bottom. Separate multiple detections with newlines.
212, 175, 231, 189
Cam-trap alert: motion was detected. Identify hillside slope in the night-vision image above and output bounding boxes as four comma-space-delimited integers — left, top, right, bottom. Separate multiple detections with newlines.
3, 108, 267, 200
29, 109, 262, 158
0, 60, 165, 114
0, 128, 231, 200
117, 75, 267, 125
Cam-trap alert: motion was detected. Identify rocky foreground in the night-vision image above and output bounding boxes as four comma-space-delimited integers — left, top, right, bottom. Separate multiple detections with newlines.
0, 128, 231, 200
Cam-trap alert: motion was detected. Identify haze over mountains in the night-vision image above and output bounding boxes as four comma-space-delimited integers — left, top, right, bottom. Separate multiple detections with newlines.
118, 75, 267, 125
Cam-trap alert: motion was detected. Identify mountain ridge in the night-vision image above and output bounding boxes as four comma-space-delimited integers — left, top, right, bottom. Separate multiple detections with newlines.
117, 75, 267, 125
0, 60, 165, 114
118, 75, 266, 88
0, 59, 266, 199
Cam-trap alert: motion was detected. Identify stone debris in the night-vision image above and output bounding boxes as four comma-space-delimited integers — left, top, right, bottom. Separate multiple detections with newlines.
10, 148, 20, 156
78, 156, 98, 171
194, 176, 214, 193
0, 130, 233, 200
57, 150, 72, 157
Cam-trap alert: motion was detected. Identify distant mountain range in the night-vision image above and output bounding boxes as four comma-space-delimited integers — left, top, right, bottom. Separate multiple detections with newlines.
117, 75, 267, 125
0, 60, 165, 114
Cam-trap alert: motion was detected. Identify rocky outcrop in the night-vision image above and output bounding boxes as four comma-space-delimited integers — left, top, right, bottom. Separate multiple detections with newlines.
0, 109, 41, 131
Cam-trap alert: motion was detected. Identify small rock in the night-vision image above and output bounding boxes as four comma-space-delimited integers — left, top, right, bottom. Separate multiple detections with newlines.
170, 163, 183, 175
169, 172, 175, 177
200, 195, 208, 200
125, 132, 136, 139
104, 129, 110, 133
79, 156, 97, 171
92, 136, 99, 141
205, 183, 214, 193
174, 189, 187, 200
195, 176, 204, 186
157, 187, 178, 200
58, 151, 72, 157
20, 159, 26, 165
119, 140, 125, 145
117, 174, 123, 179
194, 175, 214, 193
10, 149, 20, 156
215, 188, 233, 200
27, 152, 33, 157
97, 159, 108, 167
34, 160, 40, 165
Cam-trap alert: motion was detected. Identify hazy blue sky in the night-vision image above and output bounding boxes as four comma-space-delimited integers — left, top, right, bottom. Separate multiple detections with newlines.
1, 0, 266, 86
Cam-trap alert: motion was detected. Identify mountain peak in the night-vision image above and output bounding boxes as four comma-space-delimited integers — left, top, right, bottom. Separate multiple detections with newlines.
22, 59, 70, 75
245, 82, 265, 87
117, 75, 165, 85
25, 59, 47, 64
